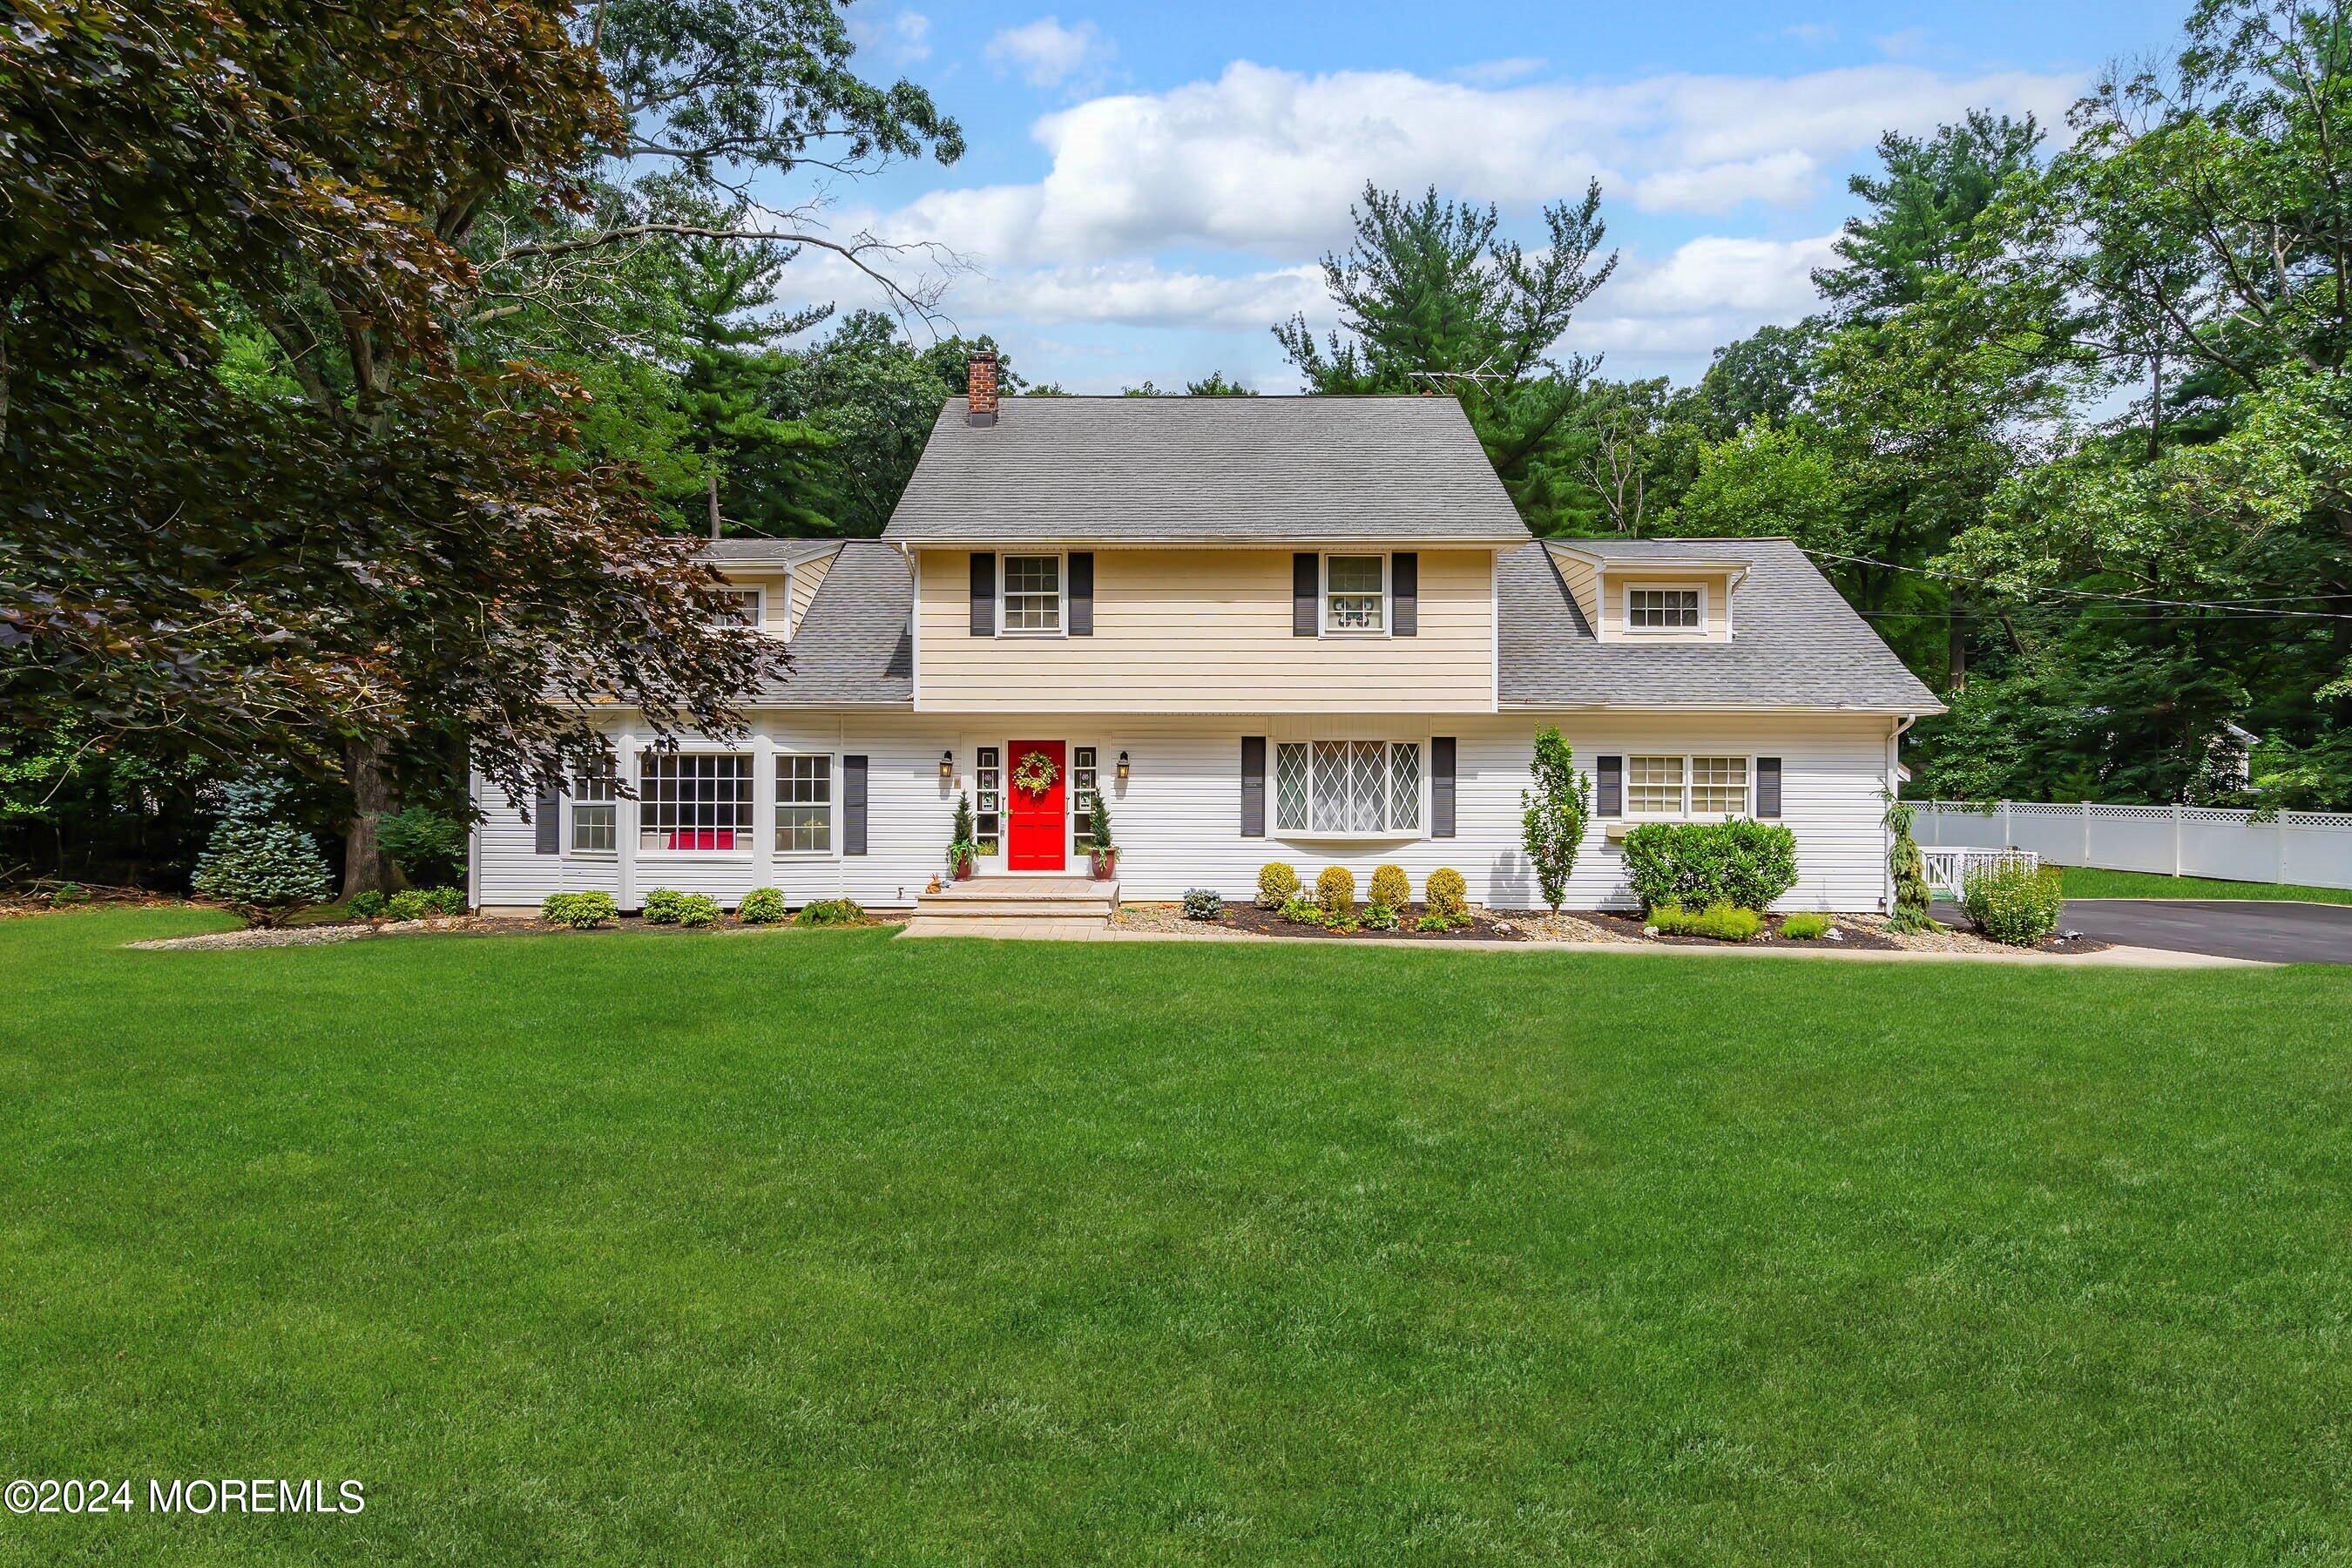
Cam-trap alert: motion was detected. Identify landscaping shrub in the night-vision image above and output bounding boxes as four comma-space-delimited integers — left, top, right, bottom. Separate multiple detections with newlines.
47, 882, 88, 906
1362, 902, 1397, 930
1884, 798, 1937, 933
1415, 913, 1452, 933
794, 898, 864, 927
642, 889, 687, 925
1519, 725, 1591, 911
375, 806, 466, 885
540, 891, 617, 929
1279, 895, 1322, 926
737, 888, 787, 924
1256, 862, 1300, 909
1963, 863, 2065, 947
1620, 821, 1798, 913
1425, 867, 1468, 923
1779, 911, 1832, 941
1315, 865, 1355, 923
190, 776, 334, 925
420, 886, 468, 916
1369, 863, 1409, 909
348, 889, 387, 920
384, 889, 431, 922
1648, 901, 1763, 942
1180, 888, 1223, 921
672, 893, 721, 928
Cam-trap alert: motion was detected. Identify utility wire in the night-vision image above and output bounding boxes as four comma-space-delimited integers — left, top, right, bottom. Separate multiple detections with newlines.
1802, 547, 2352, 620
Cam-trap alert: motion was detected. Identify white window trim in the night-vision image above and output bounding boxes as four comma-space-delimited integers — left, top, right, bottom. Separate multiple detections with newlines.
771, 750, 839, 860
997, 551, 1068, 639
1320, 551, 1391, 638
1069, 743, 1101, 858
1622, 752, 1756, 821
1272, 737, 1427, 839
566, 764, 619, 860
634, 749, 756, 859
1624, 581, 1707, 635
710, 583, 766, 632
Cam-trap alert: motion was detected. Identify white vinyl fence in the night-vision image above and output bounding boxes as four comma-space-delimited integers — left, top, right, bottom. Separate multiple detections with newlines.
1913, 800, 2352, 891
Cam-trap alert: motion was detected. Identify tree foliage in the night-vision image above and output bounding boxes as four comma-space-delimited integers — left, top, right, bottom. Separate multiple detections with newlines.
1519, 727, 1592, 913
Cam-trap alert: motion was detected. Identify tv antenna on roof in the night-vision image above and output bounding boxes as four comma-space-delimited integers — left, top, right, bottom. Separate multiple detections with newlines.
1409, 355, 1507, 393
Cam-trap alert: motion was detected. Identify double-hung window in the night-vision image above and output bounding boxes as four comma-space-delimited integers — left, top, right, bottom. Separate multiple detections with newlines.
1002, 555, 1063, 633
1627, 585, 1701, 632
1323, 555, 1386, 632
1273, 740, 1421, 835
775, 754, 833, 854
570, 758, 617, 853
710, 585, 763, 629
639, 751, 752, 851
1626, 754, 1751, 817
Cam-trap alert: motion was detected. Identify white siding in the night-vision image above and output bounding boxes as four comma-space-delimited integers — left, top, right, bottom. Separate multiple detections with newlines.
474, 710, 1898, 912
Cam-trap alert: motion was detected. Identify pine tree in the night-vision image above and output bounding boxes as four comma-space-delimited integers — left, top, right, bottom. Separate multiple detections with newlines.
191, 777, 335, 925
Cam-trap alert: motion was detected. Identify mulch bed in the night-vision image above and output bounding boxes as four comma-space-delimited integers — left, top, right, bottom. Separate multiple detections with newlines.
1216, 902, 1526, 942
1584, 910, 1905, 951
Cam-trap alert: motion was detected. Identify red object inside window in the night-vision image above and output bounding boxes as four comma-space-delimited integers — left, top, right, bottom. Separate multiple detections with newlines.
666, 829, 735, 850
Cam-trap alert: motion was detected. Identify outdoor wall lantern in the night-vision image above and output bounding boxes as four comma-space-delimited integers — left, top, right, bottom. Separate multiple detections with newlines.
1117, 751, 1131, 784
939, 750, 954, 782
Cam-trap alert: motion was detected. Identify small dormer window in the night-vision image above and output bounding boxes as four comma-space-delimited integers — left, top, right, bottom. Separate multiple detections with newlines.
711, 585, 763, 629
1628, 585, 1700, 632
1323, 554, 1386, 632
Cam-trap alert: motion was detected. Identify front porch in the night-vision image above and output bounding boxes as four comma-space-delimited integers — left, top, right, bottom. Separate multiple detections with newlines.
903, 874, 1119, 936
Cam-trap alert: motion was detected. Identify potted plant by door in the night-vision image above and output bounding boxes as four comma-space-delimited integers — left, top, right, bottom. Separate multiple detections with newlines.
1087, 791, 1119, 880
948, 791, 977, 881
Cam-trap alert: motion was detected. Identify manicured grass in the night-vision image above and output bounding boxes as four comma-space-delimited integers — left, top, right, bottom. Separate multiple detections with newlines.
2056, 864, 2352, 904
4, 909, 2351, 1561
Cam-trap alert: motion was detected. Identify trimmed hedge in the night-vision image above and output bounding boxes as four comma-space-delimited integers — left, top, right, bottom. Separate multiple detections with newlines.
1425, 868, 1468, 922
1779, 911, 1832, 941
1649, 902, 1763, 942
540, 891, 617, 929
1963, 863, 2065, 947
1621, 821, 1798, 914
1314, 866, 1355, 923
1369, 864, 1410, 910
1256, 862, 1301, 909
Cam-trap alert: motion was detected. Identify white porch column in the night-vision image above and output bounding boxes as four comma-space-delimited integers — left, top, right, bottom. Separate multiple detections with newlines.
752, 728, 776, 872
615, 726, 639, 911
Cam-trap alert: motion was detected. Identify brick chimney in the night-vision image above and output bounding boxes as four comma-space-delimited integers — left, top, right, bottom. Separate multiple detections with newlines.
965, 350, 998, 427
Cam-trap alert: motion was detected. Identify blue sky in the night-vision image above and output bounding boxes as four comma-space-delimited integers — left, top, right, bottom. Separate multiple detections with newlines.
767, 2, 2185, 391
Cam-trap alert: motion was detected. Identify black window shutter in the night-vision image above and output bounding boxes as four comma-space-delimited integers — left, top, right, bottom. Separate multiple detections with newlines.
969, 552, 996, 637
1069, 551, 1094, 636
1597, 755, 1623, 817
1756, 756, 1783, 818
534, 785, 562, 854
1431, 737, 1456, 838
843, 754, 868, 855
1293, 553, 1318, 636
1240, 737, 1267, 836
1392, 551, 1417, 636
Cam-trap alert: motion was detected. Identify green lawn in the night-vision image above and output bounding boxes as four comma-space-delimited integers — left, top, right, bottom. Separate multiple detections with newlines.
4, 909, 2351, 1562
2055, 864, 2352, 904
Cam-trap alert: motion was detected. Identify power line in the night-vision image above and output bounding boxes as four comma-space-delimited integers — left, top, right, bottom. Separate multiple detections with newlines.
1803, 547, 2352, 620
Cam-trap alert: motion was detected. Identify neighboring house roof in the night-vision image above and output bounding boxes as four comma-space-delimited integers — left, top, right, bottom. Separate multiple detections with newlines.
756, 540, 911, 706
1497, 538, 1945, 713
881, 396, 1534, 545
1551, 537, 1756, 571
694, 538, 843, 568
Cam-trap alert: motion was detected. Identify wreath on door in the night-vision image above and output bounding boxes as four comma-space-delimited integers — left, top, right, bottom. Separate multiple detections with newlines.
1011, 750, 1061, 797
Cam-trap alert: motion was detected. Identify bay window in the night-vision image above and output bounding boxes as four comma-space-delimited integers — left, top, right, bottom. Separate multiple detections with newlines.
639, 751, 752, 852
774, 754, 834, 854
1274, 740, 1421, 835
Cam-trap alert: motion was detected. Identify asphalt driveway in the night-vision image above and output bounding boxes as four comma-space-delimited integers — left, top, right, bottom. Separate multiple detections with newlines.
1936, 897, 2352, 965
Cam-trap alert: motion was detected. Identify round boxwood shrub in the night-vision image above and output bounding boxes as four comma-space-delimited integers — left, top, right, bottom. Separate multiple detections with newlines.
1620, 821, 1798, 914
1369, 863, 1409, 910
541, 891, 617, 929
1315, 865, 1355, 923
1963, 863, 2064, 946
1425, 867, 1469, 923
1180, 888, 1223, 920
641, 889, 687, 925
1256, 862, 1301, 909
384, 889, 431, 922
738, 887, 787, 924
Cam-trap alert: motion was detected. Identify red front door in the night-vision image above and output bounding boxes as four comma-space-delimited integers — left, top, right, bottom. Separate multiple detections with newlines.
1006, 740, 1067, 870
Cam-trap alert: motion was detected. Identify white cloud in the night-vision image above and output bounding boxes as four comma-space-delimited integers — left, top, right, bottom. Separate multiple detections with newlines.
985, 17, 1110, 89
1634, 150, 1818, 213
847, 7, 931, 66
970, 262, 1325, 330
1451, 57, 1547, 87
862, 59, 2079, 267
1876, 29, 1930, 60
1570, 233, 1841, 356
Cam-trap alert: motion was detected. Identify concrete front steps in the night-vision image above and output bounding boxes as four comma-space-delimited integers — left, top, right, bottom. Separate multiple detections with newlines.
901, 875, 1119, 937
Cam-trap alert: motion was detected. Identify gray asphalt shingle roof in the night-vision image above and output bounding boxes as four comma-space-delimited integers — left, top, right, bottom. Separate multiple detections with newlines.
756, 540, 911, 706
1498, 538, 1944, 713
881, 396, 1533, 544
694, 538, 843, 567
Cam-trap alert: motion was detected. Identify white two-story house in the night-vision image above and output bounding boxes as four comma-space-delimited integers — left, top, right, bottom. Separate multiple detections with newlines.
470, 355, 1942, 914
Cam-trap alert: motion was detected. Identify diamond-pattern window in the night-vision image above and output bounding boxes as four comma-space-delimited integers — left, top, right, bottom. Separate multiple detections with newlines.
1275, 743, 1310, 832
1276, 740, 1422, 835
1388, 743, 1421, 831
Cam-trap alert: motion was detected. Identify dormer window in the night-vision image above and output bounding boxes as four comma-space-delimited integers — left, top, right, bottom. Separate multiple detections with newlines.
1628, 585, 1701, 632
711, 585, 763, 629
1323, 554, 1387, 633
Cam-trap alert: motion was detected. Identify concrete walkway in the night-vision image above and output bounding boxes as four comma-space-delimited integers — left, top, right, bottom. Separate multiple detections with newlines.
896, 916, 2259, 966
